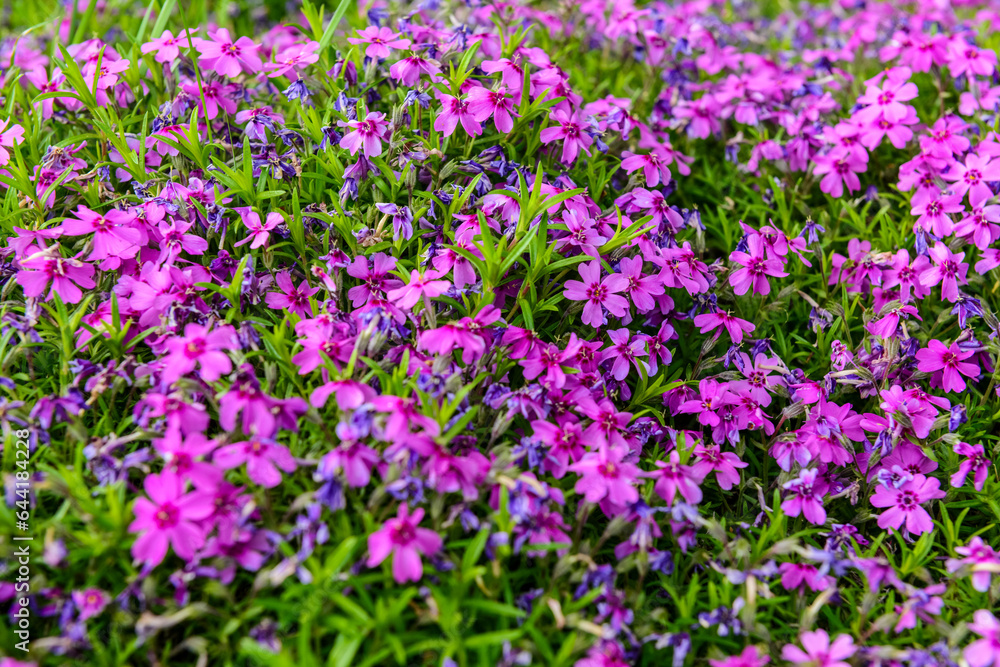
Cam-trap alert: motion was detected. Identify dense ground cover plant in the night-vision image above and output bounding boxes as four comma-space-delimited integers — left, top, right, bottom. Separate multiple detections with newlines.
1, 0, 1000, 664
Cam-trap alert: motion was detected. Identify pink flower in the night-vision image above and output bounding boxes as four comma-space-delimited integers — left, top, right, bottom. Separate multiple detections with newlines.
0, 118, 25, 166
128, 473, 214, 566
728, 234, 788, 296
568, 445, 640, 510
195, 28, 262, 78
617, 255, 664, 313
693, 310, 756, 344
677, 378, 732, 427
347, 26, 411, 60
781, 630, 855, 667
813, 150, 867, 198
161, 323, 238, 384
481, 58, 525, 93
140, 29, 192, 64
153, 431, 221, 488
234, 209, 282, 249
386, 269, 451, 309
71, 588, 110, 621
318, 439, 380, 487
920, 242, 968, 303
366, 504, 442, 583
781, 469, 828, 525
61, 205, 141, 267
465, 85, 518, 133
540, 110, 593, 164
947, 39, 997, 79
910, 189, 963, 237
15, 249, 96, 304
966, 610, 1000, 667
650, 450, 705, 505
346, 252, 402, 306
264, 41, 319, 80
947, 537, 1000, 592
339, 111, 390, 157
691, 443, 747, 490
265, 271, 319, 318
951, 442, 992, 491
915, 339, 978, 393
779, 562, 832, 592
601, 328, 648, 380
434, 94, 481, 138
214, 435, 297, 488
944, 153, 1000, 203
870, 473, 946, 536
709, 646, 769, 667
856, 68, 918, 124
620, 150, 671, 187
562, 260, 629, 328
389, 55, 441, 85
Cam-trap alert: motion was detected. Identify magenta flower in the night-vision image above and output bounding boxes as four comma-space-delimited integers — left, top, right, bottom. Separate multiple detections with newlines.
677, 378, 732, 427
620, 150, 672, 187
856, 68, 918, 124
914, 339, 978, 393
161, 323, 238, 384
870, 473, 946, 536
691, 443, 747, 490
61, 205, 141, 267
943, 153, 1000, 202
781, 468, 828, 525
465, 85, 518, 133
15, 249, 96, 304
195, 28, 262, 78
265, 271, 319, 318
264, 41, 319, 80
71, 588, 110, 621
563, 260, 629, 328
339, 111, 390, 157
346, 252, 402, 306
779, 562, 832, 592
234, 209, 282, 249
568, 445, 640, 511
781, 630, 855, 667
386, 269, 451, 309
128, 473, 214, 566
951, 442, 991, 491
965, 610, 1000, 667
140, 29, 192, 64
693, 310, 755, 344
910, 189, 963, 237
728, 234, 788, 296
601, 328, 648, 380
389, 55, 441, 86
214, 435, 297, 488
154, 431, 221, 488
617, 255, 664, 313
947, 40, 997, 79
709, 646, 769, 667
651, 450, 705, 505
947, 537, 1000, 592
318, 439, 380, 487
347, 27, 411, 60
0, 118, 25, 166
540, 110, 593, 164
813, 150, 867, 198
434, 94, 482, 138
366, 504, 442, 583
920, 241, 968, 302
